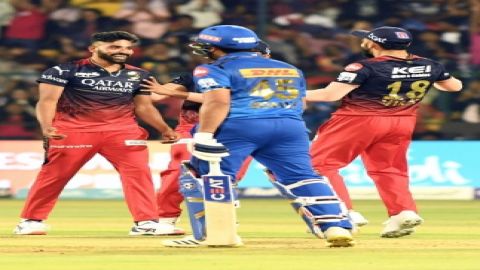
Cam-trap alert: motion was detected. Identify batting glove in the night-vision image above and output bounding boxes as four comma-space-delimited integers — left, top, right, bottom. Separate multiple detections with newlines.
190, 132, 229, 162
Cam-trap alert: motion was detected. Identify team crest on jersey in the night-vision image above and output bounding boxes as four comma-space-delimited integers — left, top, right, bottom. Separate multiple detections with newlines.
345, 63, 363, 72
193, 67, 209, 77
127, 71, 141, 81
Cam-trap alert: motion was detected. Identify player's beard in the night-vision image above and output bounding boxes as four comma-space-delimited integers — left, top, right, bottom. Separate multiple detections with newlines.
97, 50, 130, 64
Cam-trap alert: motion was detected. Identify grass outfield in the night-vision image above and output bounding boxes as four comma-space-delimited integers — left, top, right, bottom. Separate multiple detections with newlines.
0, 199, 479, 270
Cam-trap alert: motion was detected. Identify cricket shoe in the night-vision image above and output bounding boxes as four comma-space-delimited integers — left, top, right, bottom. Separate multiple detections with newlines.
157, 217, 185, 236
162, 235, 243, 248
129, 220, 184, 236
381, 210, 423, 238
349, 210, 368, 227
324, 227, 355, 248
162, 235, 205, 248
13, 219, 49, 235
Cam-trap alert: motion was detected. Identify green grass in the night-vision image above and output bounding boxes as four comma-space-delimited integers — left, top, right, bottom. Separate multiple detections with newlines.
1, 199, 479, 270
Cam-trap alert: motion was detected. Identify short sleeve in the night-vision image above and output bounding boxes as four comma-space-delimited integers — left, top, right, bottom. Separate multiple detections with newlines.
134, 71, 152, 96
434, 62, 452, 81
334, 62, 370, 85
193, 64, 231, 93
36, 63, 73, 86
170, 73, 195, 92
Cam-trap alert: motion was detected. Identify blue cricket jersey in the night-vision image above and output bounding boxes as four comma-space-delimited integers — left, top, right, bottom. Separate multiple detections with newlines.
192, 52, 306, 120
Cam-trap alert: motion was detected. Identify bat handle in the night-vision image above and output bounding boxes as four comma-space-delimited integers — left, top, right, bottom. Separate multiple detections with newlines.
208, 160, 223, 175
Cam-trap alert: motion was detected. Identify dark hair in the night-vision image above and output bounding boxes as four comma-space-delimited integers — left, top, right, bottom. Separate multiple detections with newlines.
91, 31, 139, 44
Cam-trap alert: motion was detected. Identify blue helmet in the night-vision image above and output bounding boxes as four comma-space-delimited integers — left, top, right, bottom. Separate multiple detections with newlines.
190, 25, 259, 56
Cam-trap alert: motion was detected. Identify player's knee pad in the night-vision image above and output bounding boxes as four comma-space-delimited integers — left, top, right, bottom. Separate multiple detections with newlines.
179, 162, 206, 241
266, 170, 351, 235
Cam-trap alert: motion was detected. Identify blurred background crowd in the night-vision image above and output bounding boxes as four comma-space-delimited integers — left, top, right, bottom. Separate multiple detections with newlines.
0, 0, 479, 140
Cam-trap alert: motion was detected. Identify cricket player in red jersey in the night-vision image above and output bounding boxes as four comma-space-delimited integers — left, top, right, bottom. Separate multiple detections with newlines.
14, 31, 179, 236
306, 26, 462, 238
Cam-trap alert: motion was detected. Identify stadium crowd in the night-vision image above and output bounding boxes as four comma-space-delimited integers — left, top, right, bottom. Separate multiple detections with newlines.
0, 0, 478, 140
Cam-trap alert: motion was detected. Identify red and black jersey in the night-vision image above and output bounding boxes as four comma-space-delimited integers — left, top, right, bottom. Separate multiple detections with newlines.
37, 58, 151, 131
333, 55, 451, 116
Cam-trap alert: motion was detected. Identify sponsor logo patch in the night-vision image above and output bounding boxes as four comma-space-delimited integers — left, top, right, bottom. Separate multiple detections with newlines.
391, 65, 432, 79
41, 74, 68, 84
199, 34, 221, 42
81, 79, 134, 93
239, 68, 300, 78
345, 63, 363, 72
197, 78, 220, 88
50, 144, 93, 149
124, 140, 147, 146
232, 37, 257, 43
193, 67, 209, 77
395, 32, 410, 39
368, 33, 387, 43
203, 175, 232, 202
337, 72, 357, 83
75, 72, 100, 78
53, 66, 69, 75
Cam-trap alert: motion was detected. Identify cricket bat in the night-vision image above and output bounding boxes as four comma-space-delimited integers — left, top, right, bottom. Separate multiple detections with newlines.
202, 160, 239, 246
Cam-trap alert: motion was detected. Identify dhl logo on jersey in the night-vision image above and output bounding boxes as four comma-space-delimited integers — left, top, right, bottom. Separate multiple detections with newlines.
239, 68, 300, 78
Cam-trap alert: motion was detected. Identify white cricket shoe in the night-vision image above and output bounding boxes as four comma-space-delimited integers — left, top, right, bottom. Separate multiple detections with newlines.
324, 226, 355, 248
13, 220, 49, 235
129, 220, 184, 236
162, 235, 205, 248
162, 235, 243, 248
349, 210, 368, 227
381, 210, 423, 238
157, 217, 185, 236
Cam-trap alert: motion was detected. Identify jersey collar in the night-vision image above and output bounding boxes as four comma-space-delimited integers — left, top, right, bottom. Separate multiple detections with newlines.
374, 54, 422, 61
86, 58, 126, 72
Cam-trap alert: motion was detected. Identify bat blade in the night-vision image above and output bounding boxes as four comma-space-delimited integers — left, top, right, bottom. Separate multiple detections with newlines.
202, 174, 238, 246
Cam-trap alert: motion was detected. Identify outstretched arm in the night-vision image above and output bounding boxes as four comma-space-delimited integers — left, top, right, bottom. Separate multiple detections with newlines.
141, 77, 204, 103
306, 82, 359, 102
434, 77, 463, 92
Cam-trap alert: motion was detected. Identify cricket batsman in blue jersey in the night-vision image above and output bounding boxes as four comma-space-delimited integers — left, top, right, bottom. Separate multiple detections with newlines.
164, 25, 354, 248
